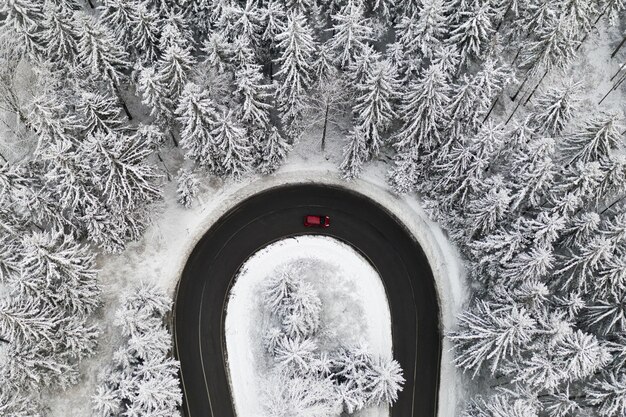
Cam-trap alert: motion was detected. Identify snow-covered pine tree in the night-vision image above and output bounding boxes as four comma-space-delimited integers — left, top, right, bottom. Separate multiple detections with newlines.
506, 129, 556, 212
530, 78, 581, 136
201, 32, 234, 74
461, 394, 538, 417
176, 168, 199, 208
74, 11, 130, 86
446, 58, 514, 140
211, 108, 253, 179
447, 0, 497, 66
562, 111, 624, 166
137, 65, 175, 123
449, 299, 538, 377
19, 229, 101, 316
222, 0, 263, 48
340, 126, 368, 180
352, 59, 399, 159
0, 0, 44, 60
261, 0, 287, 46
366, 357, 405, 406
258, 126, 291, 175
559, 0, 597, 39
154, 37, 196, 102
326, 0, 373, 68
346, 44, 381, 86
435, 122, 505, 208
93, 283, 181, 417
393, 63, 451, 158
411, 0, 449, 60
176, 82, 220, 169
78, 130, 161, 212
235, 62, 273, 129
517, 12, 577, 77
75, 89, 127, 137
39, 1, 79, 65
585, 371, 626, 417
465, 175, 512, 239
274, 12, 317, 137
274, 336, 317, 374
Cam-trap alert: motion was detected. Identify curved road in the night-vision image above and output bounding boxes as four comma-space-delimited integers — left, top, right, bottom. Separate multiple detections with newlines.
173, 184, 441, 417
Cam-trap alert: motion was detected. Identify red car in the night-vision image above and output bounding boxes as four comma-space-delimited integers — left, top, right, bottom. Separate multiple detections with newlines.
304, 215, 330, 228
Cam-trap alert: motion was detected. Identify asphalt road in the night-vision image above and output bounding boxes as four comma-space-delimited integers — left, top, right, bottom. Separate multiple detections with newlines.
173, 184, 441, 417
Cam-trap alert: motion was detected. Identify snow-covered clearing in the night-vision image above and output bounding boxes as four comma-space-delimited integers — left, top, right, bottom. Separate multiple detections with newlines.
226, 235, 391, 417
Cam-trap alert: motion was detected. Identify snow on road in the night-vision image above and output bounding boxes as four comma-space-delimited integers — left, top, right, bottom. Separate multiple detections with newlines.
225, 235, 392, 417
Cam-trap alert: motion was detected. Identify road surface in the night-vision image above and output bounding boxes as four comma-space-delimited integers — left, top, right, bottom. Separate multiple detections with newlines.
173, 184, 441, 417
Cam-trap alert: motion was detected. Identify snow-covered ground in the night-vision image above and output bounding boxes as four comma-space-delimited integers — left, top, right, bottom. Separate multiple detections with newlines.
226, 235, 392, 417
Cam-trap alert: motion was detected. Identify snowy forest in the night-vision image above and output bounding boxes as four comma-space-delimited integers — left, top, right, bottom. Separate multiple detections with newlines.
0, 0, 625, 416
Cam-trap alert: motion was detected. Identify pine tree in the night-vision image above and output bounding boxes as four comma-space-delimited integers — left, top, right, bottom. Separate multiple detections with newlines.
530, 79, 581, 136
76, 89, 127, 137
352, 59, 399, 159
155, 40, 196, 102
176, 82, 220, 169
0, 0, 44, 59
39, 1, 78, 64
412, 0, 449, 60
258, 126, 290, 175
211, 109, 253, 179
93, 283, 181, 417
74, 11, 130, 86
562, 112, 624, 165
448, 0, 497, 65
261, 0, 287, 46
465, 175, 512, 238
560, 0, 597, 38
393, 63, 451, 156
137, 65, 174, 122
585, 371, 626, 417
225, 0, 263, 47
340, 126, 368, 180
446, 58, 514, 139
508, 136, 556, 212
366, 358, 405, 406
176, 168, 199, 208
274, 12, 317, 136
326, 0, 373, 67
518, 13, 577, 77
450, 300, 537, 377
78, 130, 161, 211
235, 63, 273, 129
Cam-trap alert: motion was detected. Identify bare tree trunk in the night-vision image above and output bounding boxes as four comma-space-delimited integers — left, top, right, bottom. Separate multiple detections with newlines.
510, 75, 528, 101
601, 194, 626, 215
157, 152, 172, 181
321, 103, 329, 151
510, 47, 522, 66
170, 132, 179, 147
523, 71, 548, 105
495, 0, 513, 32
0, 150, 7, 165
113, 84, 133, 120
506, 91, 528, 124
86, 0, 95, 8
611, 61, 626, 81
482, 97, 498, 123
0, 336, 9, 344
612, 34, 626, 58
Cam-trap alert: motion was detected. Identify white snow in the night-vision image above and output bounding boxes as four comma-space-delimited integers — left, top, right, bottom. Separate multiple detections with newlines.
225, 235, 392, 417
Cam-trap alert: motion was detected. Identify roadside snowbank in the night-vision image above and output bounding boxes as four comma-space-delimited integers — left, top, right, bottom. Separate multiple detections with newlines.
225, 235, 392, 417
